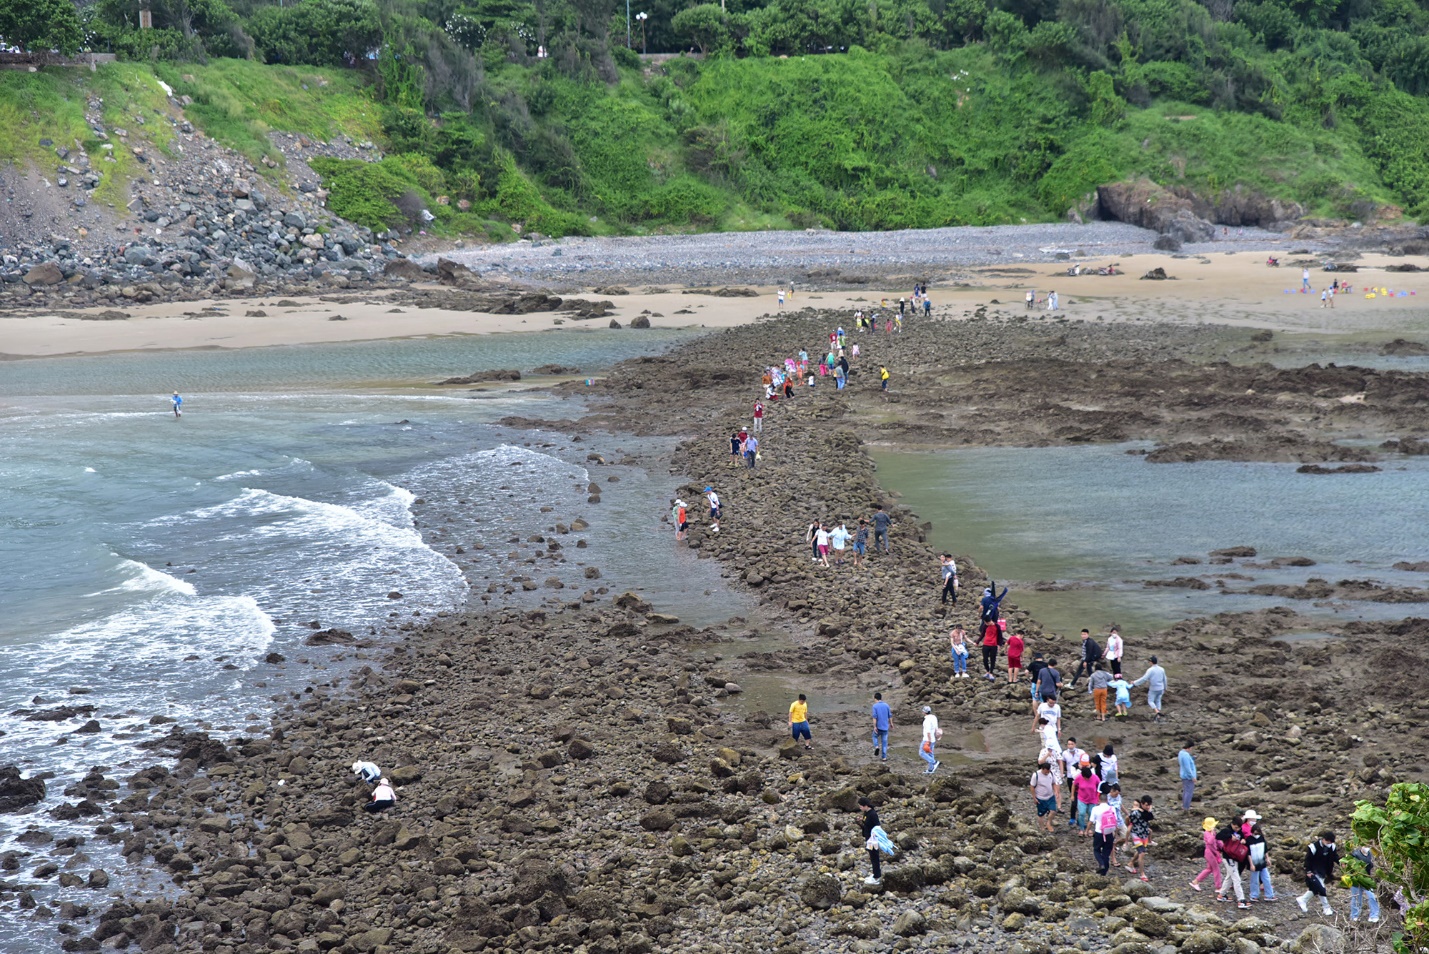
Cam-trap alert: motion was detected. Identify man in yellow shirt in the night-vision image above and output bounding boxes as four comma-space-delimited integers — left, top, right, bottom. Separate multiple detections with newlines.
789, 694, 813, 749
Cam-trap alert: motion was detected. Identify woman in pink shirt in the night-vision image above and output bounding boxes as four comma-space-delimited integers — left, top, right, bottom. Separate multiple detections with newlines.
1189, 817, 1224, 892
1072, 759, 1102, 835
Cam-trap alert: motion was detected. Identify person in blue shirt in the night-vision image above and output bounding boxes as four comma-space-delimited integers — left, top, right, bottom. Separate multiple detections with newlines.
870, 692, 892, 761
1179, 741, 1198, 811
171, 392, 183, 417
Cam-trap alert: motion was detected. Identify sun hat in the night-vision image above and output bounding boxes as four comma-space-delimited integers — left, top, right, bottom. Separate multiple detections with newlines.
1242, 809, 1262, 821
1203, 817, 1217, 831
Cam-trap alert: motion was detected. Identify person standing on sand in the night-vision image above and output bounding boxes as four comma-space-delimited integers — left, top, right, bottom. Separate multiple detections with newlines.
949, 625, 969, 677
920, 705, 941, 774
789, 693, 813, 749
1030, 761, 1061, 833
1179, 741, 1198, 810
171, 392, 183, 417
871, 692, 892, 761
1006, 631, 1024, 683
1026, 290, 1034, 310
939, 554, 959, 605
1131, 655, 1167, 720
778, 288, 786, 308
1302, 268, 1311, 293
871, 506, 892, 554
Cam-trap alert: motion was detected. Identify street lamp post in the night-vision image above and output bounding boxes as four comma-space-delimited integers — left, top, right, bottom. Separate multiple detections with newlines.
636, 12, 648, 54
626, 0, 631, 48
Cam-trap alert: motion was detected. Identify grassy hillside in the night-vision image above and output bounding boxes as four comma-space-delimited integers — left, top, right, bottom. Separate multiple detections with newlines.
3, 44, 1423, 239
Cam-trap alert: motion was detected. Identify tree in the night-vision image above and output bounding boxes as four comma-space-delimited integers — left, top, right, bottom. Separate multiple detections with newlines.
0, 0, 84, 55
1352, 782, 1429, 954
672, 3, 729, 54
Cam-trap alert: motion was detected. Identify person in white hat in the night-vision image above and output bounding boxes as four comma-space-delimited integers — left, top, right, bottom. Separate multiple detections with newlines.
365, 777, 396, 813
351, 760, 381, 784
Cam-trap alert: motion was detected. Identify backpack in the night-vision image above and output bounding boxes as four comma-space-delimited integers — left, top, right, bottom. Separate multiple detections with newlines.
1086, 638, 1102, 661
1223, 836, 1249, 864
1098, 806, 1119, 834
996, 620, 1007, 646
1249, 840, 1267, 868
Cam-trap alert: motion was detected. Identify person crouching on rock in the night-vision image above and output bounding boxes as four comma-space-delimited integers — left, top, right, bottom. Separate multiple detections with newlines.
351, 760, 381, 784
365, 777, 396, 813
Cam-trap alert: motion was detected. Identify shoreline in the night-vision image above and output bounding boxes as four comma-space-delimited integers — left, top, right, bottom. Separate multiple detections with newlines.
1, 249, 1427, 359
56, 308, 1426, 953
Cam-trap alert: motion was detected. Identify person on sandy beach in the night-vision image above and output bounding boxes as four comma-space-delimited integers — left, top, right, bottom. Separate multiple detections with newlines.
871, 692, 892, 761
1026, 289, 1035, 310
789, 693, 813, 749
1030, 761, 1061, 833
939, 553, 958, 605
920, 705, 941, 775
949, 624, 969, 677
171, 392, 183, 417
1302, 268, 1311, 292
778, 289, 786, 308
1131, 655, 1167, 720
365, 777, 396, 813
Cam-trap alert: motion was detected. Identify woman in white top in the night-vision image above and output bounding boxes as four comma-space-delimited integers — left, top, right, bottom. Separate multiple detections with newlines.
1105, 627, 1124, 676
920, 706, 941, 775
365, 778, 396, 813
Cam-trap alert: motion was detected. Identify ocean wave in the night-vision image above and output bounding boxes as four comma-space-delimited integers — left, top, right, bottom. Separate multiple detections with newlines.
113, 558, 198, 597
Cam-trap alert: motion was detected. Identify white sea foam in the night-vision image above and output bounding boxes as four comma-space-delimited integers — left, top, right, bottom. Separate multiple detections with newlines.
214, 468, 264, 482
114, 558, 198, 597
84, 467, 96, 473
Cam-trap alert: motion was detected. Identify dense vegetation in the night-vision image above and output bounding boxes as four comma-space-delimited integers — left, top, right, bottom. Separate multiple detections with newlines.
4, 0, 1429, 235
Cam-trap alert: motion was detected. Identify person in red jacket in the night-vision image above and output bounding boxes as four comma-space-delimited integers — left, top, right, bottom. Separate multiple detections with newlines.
1006, 631, 1025, 684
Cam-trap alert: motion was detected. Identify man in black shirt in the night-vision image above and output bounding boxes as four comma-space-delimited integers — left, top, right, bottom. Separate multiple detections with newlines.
1298, 831, 1340, 916
859, 796, 884, 885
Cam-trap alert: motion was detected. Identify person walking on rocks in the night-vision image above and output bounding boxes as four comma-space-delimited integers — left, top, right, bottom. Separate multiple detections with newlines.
979, 582, 1008, 680
920, 705, 941, 774
871, 506, 892, 554
879, 365, 890, 391
1131, 655, 1167, 720
1245, 813, 1277, 903
815, 522, 831, 568
859, 796, 889, 885
730, 431, 742, 465
1191, 817, 1224, 893
1030, 761, 1061, 833
743, 433, 759, 469
365, 777, 396, 813
949, 624, 969, 677
1178, 741, 1198, 810
1070, 629, 1102, 687
705, 486, 721, 533
806, 518, 822, 564
752, 400, 764, 434
1071, 757, 1101, 834
1105, 626, 1124, 676
871, 692, 892, 761
1347, 842, 1380, 922
1110, 671, 1132, 718
1006, 630, 1024, 683
1089, 663, 1112, 721
979, 614, 1001, 680
939, 553, 959, 606
789, 694, 813, 750
1035, 656, 1062, 711
853, 518, 869, 568
1217, 819, 1251, 908
1038, 718, 1064, 786
829, 521, 849, 566
1126, 796, 1154, 882
1090, 784, 1118, 874
1297, 831, 1340, 916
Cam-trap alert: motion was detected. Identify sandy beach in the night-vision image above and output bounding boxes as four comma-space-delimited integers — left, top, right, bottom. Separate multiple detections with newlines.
2, 250, 1427, 358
